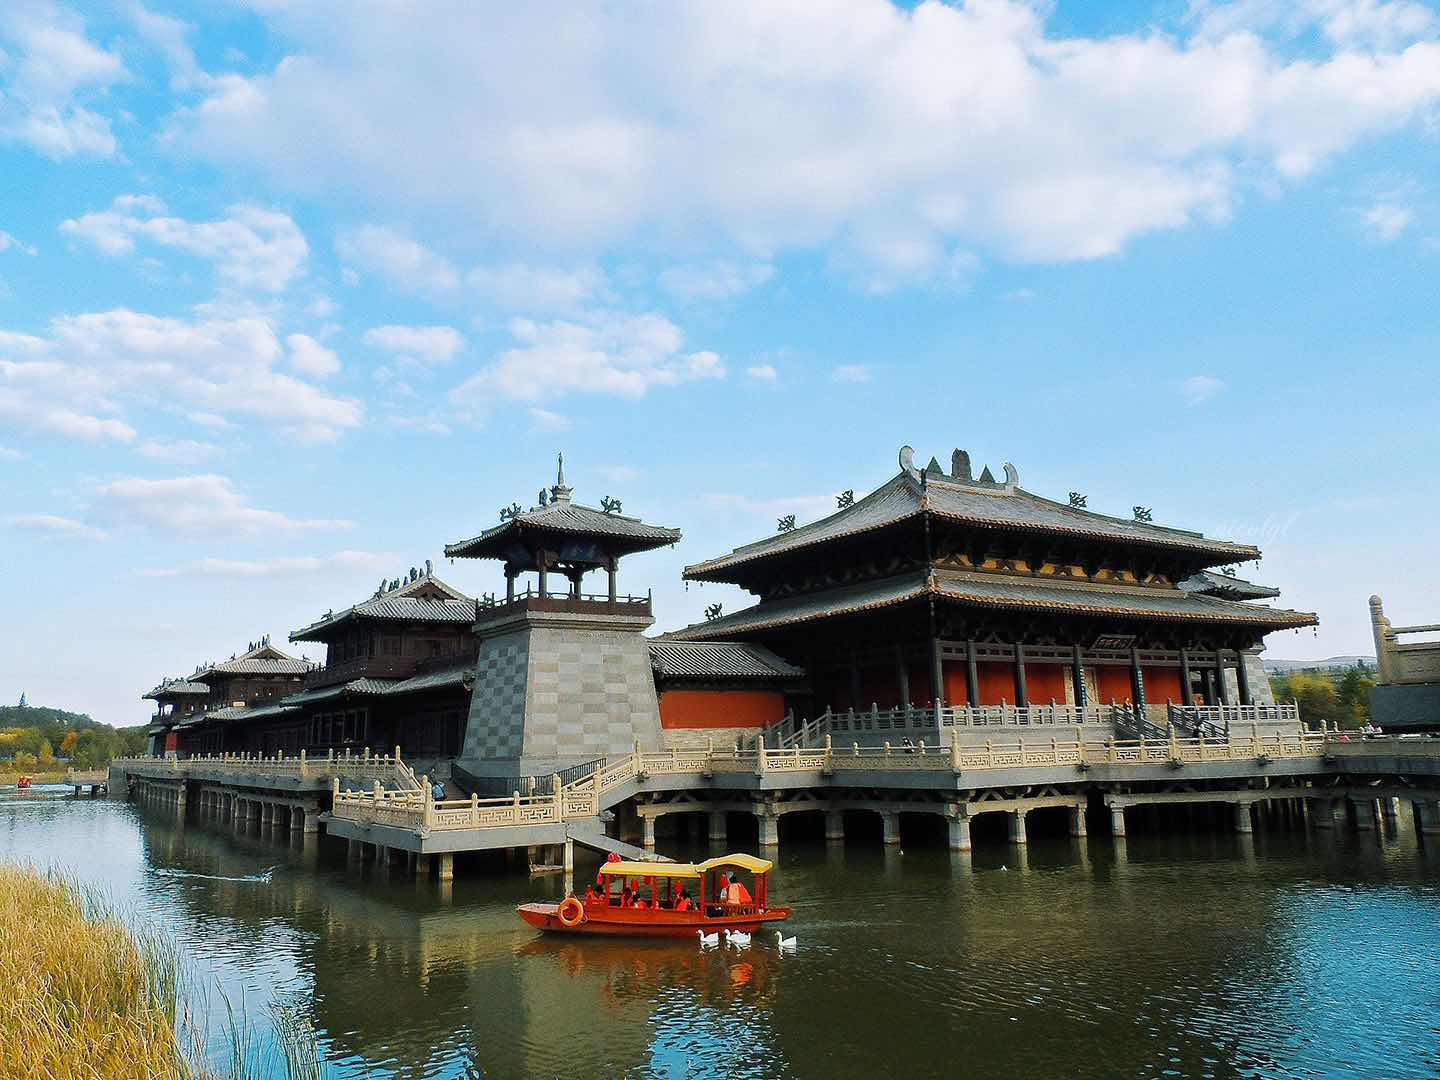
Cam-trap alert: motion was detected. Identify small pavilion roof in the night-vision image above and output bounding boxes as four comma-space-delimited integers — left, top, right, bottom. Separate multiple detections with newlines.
190, 640, 313, 681
1180, 570, 1281, 601
291, 571, 474, 642
444, 455, 680, 561
668, 569, 1317, 641
684, 446, 1260, 584
142, 678, 209, 701
649, 641, 805, 681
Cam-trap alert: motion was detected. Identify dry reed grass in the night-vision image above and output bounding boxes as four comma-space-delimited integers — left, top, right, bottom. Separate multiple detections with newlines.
0, 864, 188, 1080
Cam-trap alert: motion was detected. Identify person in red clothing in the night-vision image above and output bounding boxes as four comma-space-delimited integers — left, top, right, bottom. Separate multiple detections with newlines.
727, 874, 753, 905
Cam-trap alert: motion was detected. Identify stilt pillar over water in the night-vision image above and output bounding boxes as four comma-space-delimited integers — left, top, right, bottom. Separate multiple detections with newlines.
1313, 798, 1338, 828
437, 853, 454, 882
1008, 810, 1028, 845
708, 812, 727, 844
1109, 805, 1127, 838
947, 807, 972, 852
1233, 802, 1254, 834
1353, 798, 1377, 831
757, 810, 779, 848
642, 817, 656, 850
1416, 800, 1440, 835
562, 838, 574, 873
825, 809, 845, 842
1068, 805, 1087, 837
880, 811, 900, 846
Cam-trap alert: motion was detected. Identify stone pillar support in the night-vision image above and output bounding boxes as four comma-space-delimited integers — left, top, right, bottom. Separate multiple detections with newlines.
1233, 801, 1254, 834
1069, 804, 1088, 837
825, 809, 845, 842
757, 810, 780, 849
437, 853, 454, 882
1109, 804, 1127, 837
880, 811, 901, 846
708, 812, 727, 844
1415, 800, 1440, 835
1008, 809, 1028, 845
1352, 798, 1377, 831
642, 816, 657, 850
946, 807, 972, 852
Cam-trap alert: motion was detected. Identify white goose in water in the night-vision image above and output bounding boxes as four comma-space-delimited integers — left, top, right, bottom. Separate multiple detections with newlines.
725, 929, 752, 947
774, 931, 797, 952
697, 930, 720, 948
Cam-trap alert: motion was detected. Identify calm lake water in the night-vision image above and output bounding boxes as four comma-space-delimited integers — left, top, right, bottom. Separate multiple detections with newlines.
3, 785, 1439, 1079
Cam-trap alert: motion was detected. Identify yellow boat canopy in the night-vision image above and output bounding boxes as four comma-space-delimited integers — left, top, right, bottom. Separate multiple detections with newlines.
598, 853, 774, 878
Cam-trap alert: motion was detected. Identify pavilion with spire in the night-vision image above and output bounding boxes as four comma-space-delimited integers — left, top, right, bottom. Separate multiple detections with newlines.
445, 455, 683, 780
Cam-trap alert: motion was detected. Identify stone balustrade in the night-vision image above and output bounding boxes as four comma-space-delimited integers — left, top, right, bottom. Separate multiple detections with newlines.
111, 747, 422, 791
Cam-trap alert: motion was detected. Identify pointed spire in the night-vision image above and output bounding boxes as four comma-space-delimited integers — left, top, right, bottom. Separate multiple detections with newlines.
549, 451, 572, 503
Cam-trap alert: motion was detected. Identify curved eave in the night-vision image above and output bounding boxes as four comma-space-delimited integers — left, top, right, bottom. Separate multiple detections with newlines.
445, 517, 681, 561
685, 503, 1259, 586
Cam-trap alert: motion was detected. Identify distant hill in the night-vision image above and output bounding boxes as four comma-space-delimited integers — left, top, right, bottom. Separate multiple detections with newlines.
1263, 656, 1375, 674
0, 704, 105, 732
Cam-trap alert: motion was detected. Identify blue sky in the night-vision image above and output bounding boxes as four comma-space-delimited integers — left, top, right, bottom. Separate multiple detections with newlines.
2, 0, 1438, 725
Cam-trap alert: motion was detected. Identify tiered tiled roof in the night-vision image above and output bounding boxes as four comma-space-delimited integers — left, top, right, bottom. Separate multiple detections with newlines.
649, 641, 805, 681
1180, 570, 1282, 601
191, 640, 312, 681
445, 456, 680, 561
290, 570, 474, 642
142, 679, 209, 701
669, 569, 1317, 641
684, 446, 1259, 585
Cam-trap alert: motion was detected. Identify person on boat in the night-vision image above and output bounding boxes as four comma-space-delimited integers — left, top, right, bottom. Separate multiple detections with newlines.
621, 885, 633, 907
584, 884, 600, 905
675, 891, 693, 912
717, 872, 730, 902
728, 875, 753, 906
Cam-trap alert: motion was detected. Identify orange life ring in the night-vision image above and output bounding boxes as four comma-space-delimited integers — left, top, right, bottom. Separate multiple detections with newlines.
558, 896, 585, 928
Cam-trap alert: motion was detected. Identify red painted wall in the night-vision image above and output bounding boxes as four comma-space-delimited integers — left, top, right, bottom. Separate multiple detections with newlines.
1025, 664, 1068, 705
163, 731, 178, 753
975, 662, 1018, 705
659, 690, 785, 729
941, 662, 968, 706
1096, 666, 1134, 704
1143, 667, 1184, 704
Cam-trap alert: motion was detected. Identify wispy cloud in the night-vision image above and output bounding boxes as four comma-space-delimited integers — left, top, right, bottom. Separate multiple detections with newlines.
1359, 198, 1415, 242
137, 550, 393, 578
1181, 374, 1226, 406
0, 230, 37, 256
91, 474, 354, 535
6, 513, 108, 541
832, 364, 872, 384
528, 407, 571, 433
745, 364, 779, 383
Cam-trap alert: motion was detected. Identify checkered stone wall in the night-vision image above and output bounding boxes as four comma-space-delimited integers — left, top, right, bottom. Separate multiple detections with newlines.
459, 621, 664, 767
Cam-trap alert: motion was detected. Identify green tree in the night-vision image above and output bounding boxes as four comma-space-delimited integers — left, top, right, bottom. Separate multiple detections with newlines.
1337, 666, 1375, 723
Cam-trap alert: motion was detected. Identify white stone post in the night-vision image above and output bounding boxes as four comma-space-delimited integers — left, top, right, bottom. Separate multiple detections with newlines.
642, 816, 657, 849
1069, 804, 1087, 837
1234, 801, 1254, 833
880, 810, 900, 846
825, 808, 845, 841
947, 809, 972, 852
1008, 809, 1027, 845
1109, 804, 1127, 837
757, 810, 779, 848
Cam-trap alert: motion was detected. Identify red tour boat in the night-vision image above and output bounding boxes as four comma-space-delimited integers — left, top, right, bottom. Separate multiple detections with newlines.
516, 853, 790, 937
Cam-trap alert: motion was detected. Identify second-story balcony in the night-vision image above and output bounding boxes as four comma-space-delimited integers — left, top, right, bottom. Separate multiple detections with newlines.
474, 587, 652, 622
303, 654, 426, 690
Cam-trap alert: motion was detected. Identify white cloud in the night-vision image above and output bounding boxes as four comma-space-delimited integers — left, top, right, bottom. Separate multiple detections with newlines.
745, 364, 779, 382
286, 332, 341, 378
469, 262, 607, 313
362, 324, 464, 366
136, 438, 219, 465
451, 312, 725, 406
528, 407, 571, 432
658, 261, 774, 303
127, 4, 208, 92
137, 549, 391, 579
1359, 198, 1415, 241
597, 464, 641, 483
0, 445, 25, 461
61, 196, 310, 292
0, 231, 37, 256
1192, 0, 1438, 51
172, 1, 1440, 274
91, 474, 354, 535
0, 309, 362, 444
335, 225, 460, 292
6, 512, 107, 541
832, 364, 872, 384
1182, 374, 1226, 405
0, 6, 126, 159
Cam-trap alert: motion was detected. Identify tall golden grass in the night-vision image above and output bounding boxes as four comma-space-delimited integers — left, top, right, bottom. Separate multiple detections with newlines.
0, 865, 189, 1080
0, 865, 327, 1080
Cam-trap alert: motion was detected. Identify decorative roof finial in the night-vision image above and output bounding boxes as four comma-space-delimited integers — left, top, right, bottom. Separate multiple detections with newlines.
549, 451, 572, 504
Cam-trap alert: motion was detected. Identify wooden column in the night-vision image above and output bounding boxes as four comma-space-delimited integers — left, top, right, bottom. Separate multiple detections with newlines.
1072, 645, 1087, 707
1130, 646, 1146, 712
1213, 651, 1229, 705
966, 641, 980, 708
1235, 650, 1252, 706
1179, 648, 1194, 706
894, 644, 910, 707
607, 558, 618, 603
929, 635, 944, 707
537, 553, 549, 598
1013, 643, 1028, 707
505, 567, 516, 603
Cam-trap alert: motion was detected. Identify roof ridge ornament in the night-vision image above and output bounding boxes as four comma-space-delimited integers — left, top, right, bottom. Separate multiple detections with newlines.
550, 451, 572, 504
898, 445, 1018, 491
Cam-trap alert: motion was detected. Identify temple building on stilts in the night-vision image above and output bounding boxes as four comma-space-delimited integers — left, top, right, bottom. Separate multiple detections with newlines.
140, 445, 1318, 788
